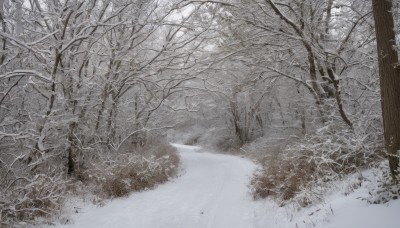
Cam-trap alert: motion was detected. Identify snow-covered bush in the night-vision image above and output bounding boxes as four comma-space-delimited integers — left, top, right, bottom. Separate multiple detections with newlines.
286, 124, 384, 177
363, 162, 400, 204
0, 137, 179, 226
251, 152, 315, 205
0, 172, 67, 226
82, 138, 180, 199
250, 124, 385, 207
101, 156, 177, 198
197, 128, 242, 154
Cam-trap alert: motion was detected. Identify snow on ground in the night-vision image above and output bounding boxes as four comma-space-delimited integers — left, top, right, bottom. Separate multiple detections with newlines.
309, 169, 400, 228
50, 144, 258, 228
252, 168, 400, 228
315, 189, 400, 228
48, 144, 400, 228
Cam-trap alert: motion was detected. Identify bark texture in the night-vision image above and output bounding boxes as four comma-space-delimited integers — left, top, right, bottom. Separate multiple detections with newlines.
372, 0, 400, 177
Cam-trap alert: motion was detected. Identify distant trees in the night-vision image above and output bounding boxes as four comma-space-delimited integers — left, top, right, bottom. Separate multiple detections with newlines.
372, 0, 400, 178
179, 0, 381, 149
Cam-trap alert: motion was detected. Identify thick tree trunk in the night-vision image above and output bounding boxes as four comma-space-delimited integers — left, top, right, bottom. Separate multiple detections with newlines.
372, 0, 400, 178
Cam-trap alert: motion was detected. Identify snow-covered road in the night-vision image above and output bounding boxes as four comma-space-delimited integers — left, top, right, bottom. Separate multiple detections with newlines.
49, 144, 400, 228
58, 144, 258, 228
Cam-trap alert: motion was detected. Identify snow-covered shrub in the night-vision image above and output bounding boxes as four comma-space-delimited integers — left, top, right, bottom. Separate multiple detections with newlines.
101, 157, 176, 198
250, 124, 385, 207
251, 152, 315, 205
84, 138, 180, 199
0, 136, 179, 226
363, 162, 400, 204
286, 124, 384, 177
0, 172, 66, 226
197, 128, 242, 154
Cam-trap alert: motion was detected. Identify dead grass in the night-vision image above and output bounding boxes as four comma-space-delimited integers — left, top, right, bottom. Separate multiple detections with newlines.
251, 152, 316, 206
250, 127, 385, 207
1, 174, 66, 226
97, 139, 180, 199
0, 137, 180, 226
213, 136, 241, 154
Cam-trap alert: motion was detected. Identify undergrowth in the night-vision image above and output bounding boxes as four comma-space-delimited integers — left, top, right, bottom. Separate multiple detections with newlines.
97, 140, 180, 198
0, 138, 180, 227
248, 124, 385, 207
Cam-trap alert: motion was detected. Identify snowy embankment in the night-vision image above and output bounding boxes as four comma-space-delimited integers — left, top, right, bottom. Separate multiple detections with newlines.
253, 168, 400, 228
49, 144, 400, 228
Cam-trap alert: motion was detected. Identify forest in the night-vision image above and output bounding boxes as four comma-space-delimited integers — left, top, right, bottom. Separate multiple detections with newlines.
0, 0, 399, 227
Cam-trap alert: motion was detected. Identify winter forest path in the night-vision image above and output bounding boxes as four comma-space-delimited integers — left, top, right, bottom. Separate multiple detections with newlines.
58, 144, 259, 228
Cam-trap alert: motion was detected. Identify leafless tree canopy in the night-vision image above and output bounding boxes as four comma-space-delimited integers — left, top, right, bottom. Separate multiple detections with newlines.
0, 0, 399, 225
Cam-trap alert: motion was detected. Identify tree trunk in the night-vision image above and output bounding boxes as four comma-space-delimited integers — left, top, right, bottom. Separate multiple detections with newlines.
372, 0, 400, 178
326, 68, 353, 129
67, 122, 76, 174
0, 0, 6, 65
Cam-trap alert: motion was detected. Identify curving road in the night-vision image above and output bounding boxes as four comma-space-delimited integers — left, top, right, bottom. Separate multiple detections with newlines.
58, 144, 258, 228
